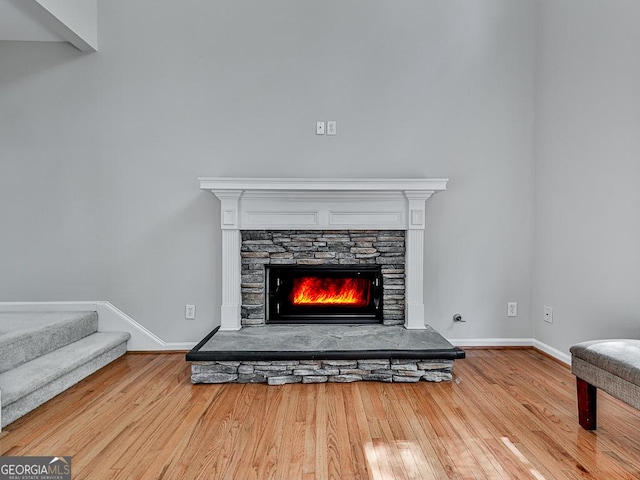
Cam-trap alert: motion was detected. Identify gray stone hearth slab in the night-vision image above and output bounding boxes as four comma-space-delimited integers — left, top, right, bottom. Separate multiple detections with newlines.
186, 324, 464, 362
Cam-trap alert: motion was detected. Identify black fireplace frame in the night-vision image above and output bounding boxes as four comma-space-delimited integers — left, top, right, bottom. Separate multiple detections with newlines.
265, 265, 383, 324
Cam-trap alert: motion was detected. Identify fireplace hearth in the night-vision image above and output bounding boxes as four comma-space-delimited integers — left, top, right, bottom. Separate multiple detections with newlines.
266, 265, 383, 324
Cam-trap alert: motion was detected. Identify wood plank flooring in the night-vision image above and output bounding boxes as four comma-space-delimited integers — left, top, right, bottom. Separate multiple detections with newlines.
1, 349, 639, 479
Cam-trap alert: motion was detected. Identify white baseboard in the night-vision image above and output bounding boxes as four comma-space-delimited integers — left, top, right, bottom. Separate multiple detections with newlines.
0, 301, 198, 351
532, 339, 571, 365
449, 337, 534, 348
448, 337, 570, 366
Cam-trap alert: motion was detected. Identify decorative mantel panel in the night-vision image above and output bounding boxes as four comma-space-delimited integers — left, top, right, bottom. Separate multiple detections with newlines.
199, 177, 448, 331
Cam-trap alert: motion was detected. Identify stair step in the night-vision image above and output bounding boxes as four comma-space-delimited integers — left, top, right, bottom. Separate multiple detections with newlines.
0, 311, 98, 374
0, 331, 130, 427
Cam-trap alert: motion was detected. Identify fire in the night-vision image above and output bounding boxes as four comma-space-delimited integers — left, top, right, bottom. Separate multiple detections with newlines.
290, 277, 370, 307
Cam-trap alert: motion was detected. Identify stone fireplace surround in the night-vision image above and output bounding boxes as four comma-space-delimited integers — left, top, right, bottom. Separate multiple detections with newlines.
199, 177, 449, 331
241, 229, 405, 326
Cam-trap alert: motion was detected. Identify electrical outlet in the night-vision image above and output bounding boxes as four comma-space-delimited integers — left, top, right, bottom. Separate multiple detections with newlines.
544, 306, 553, 323
316, 121, 325, 135
327, 121, 337, 135
185, 304, 196, 320
507, 302, 517, 317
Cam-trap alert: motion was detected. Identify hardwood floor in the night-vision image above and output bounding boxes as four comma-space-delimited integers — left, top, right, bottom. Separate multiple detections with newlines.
1, 349, 639, 479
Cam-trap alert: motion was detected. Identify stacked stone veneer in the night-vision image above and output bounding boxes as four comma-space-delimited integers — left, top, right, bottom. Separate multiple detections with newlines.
191, 359, 453, 385
241, 230, 405, 326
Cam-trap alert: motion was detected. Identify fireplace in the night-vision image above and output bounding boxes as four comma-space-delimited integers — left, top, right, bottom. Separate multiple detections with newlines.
189, 177, 462, 387
266, 265, 383, 324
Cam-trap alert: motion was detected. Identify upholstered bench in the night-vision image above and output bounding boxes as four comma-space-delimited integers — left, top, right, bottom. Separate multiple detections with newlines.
570, 339, 640, 430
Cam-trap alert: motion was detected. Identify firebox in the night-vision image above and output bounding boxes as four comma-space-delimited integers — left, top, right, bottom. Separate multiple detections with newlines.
265, 265, 383, 324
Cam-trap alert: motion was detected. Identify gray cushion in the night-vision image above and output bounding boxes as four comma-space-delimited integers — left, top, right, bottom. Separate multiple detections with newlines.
570, 339, 640, 387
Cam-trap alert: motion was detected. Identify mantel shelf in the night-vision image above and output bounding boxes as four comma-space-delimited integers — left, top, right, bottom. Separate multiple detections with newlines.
198, 177, 448, 193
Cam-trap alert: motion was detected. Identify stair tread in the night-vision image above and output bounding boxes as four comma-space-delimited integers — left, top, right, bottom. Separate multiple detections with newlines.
0, 331, 130, 405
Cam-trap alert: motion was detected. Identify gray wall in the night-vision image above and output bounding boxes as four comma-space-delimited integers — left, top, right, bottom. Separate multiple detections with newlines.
0, 43, 107, 301
0, 0, 536, 343
533, 0, 640, 352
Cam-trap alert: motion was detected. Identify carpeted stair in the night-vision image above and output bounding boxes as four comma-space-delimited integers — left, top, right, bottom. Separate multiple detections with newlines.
0, 311, 130, 429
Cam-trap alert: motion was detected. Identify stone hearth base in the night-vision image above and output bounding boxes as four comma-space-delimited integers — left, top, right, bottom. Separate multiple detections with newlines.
191, 359, 454, 385
186, 324, 464, 385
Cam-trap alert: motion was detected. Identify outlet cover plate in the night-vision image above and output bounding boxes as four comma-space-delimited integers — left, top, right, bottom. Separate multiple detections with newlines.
544, 306, 553, 323
507, 302, 517, 317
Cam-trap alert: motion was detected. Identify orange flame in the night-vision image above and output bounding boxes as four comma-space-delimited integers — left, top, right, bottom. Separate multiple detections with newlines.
290, 277, 370, 307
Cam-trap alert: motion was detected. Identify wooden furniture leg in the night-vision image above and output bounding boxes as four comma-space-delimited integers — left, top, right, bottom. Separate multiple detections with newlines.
577, 377, 597, 430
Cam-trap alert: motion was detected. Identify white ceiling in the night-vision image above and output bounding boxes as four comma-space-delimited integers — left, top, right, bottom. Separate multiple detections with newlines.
0, 0, 65, 42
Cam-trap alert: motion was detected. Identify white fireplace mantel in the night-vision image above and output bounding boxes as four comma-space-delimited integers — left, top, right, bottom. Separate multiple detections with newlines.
199, 177, 448, 330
